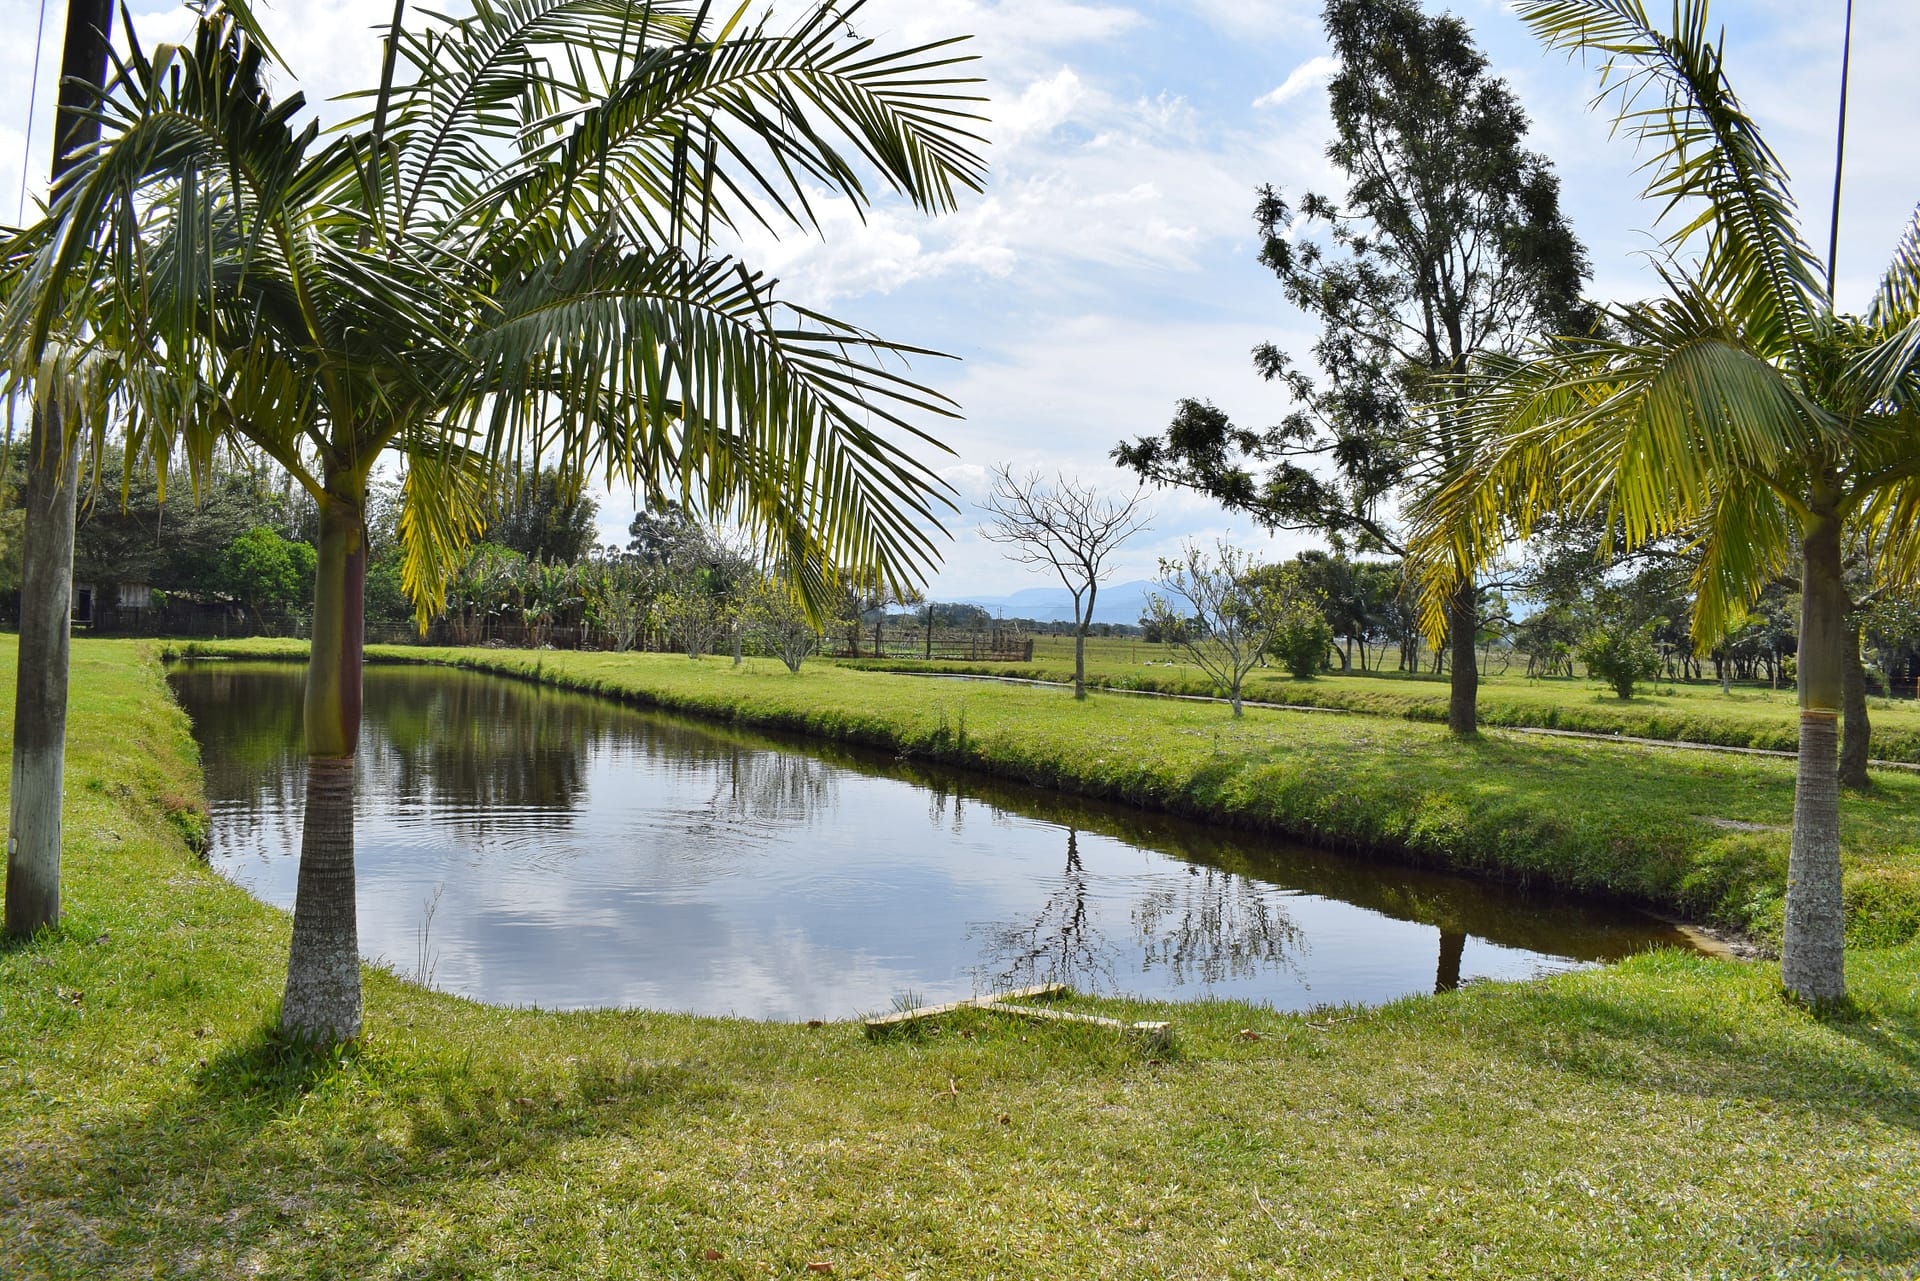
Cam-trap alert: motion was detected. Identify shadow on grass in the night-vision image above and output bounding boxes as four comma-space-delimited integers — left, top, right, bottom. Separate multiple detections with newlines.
9, 1016, 736, 1275
1781, 1215, 1920, 1273
1485, 958, 1920, 1137
0, 916, 96, 956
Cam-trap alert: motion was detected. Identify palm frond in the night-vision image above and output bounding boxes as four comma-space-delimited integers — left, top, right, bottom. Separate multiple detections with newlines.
397, 436, 493, 628
1516, 0, 1823, 361
1858, 206, 1920, 403
1410, 279, 1826, 641
381, 0, 985, 257
452, 241, 956, 607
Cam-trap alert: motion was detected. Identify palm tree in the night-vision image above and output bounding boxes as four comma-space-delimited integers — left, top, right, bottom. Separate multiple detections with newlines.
1410, 0, 1920, 1003
1, 1, 986, 1040
4, 0, 115, 941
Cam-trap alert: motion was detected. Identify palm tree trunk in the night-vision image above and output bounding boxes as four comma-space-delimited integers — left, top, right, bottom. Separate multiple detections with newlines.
5, 410, 81, 938
280, 757, 359, 1040
1840, 624, 1871, 790
4, 0, 116, 940
1783, 507, 1848, 1003
1446, 580, 1478, 736
281, 477, 368, 1041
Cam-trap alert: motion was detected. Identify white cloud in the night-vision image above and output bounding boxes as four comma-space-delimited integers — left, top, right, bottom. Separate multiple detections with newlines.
1254, 55, 1339, 109
991, 67, 1087, 150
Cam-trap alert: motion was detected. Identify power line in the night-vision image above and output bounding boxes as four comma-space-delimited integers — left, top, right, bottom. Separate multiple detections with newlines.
18, 0, 52, 223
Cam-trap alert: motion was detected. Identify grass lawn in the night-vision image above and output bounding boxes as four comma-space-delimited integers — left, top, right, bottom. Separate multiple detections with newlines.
844, 634, 1920, 763
3, 637, 1918, 1278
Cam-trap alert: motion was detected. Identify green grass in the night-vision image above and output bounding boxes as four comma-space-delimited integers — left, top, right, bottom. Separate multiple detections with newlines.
168, 639, 1920, 948
843, 634, 1920, 762
5, 637, 1920, 1278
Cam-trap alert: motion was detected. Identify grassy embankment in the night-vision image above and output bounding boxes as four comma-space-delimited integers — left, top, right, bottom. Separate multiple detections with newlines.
844, 633, 1920, 762
5, 636, 1920, 1278
173, 639, 1920, 947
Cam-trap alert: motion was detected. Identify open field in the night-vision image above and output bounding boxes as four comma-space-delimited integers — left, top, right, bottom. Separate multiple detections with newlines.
3, 638, 1918, 1278
843, 634, 1920, 763
172, 639, 1920, 947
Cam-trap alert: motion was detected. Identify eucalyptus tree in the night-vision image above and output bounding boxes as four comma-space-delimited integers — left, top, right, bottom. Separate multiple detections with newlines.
1114, 0, 1591, 737
2, 1, 986, 1039
1411, 0, 1920, 1003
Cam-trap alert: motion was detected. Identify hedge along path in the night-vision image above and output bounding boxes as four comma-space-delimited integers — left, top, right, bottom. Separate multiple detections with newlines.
872, 669, 1920, 772
163, 641, 1920, 950
848, 647, 1920, 764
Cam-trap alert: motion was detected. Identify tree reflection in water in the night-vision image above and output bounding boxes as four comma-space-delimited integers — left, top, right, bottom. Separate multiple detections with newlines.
978, 829, 1120, 992
684, 744, 837, 841
1436, 929, 1466, 993
1132, 864, 1304, 986
973, 825, 1312, 994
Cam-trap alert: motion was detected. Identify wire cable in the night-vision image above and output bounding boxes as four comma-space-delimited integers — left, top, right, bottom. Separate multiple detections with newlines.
18, 0, 52, 223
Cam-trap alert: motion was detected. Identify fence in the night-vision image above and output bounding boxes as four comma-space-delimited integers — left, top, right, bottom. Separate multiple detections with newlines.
820, 626, 1032, 663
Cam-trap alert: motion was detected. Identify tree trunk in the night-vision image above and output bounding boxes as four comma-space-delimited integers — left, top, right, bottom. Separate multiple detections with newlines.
1446, 581, 1478, 737
1840, 624, 1870, 791
6, 413, 81, 938
1782, 506, 1848, 1004
4, 0, 116, 940
280, 757, 360, 1041
282, 478, 369, 1041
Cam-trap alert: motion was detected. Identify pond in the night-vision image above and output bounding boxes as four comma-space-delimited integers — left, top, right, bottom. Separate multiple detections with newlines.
170, 661, 1698, 1020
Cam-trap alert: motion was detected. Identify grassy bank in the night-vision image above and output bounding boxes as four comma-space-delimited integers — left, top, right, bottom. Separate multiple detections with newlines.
843, 634, 1920, 762
172, 640, 1920, 947
5, 637, 1920, 1278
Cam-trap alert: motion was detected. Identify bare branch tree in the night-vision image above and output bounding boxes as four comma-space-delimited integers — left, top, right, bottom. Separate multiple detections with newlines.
980, 466, 1151, 699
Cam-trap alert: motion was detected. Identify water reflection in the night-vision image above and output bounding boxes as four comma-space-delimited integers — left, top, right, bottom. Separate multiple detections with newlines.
172, 662, 1699, 1020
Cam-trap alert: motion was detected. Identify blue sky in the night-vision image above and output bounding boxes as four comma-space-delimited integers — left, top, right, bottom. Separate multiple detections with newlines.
3, 0, 1914, 598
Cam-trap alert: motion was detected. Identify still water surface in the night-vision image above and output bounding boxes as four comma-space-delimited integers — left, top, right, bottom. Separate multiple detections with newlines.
170, 661, 1696, 1019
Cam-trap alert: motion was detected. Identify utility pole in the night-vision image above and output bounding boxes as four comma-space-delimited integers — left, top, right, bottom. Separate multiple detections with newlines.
6, 0, 117, 938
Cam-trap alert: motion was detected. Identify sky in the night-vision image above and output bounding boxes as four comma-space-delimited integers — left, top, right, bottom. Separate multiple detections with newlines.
2, 0, 1914, 599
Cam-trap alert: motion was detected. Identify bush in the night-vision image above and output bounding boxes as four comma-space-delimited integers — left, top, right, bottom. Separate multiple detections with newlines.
1577, 624, 1662, 699
1268, 605, 1335, 679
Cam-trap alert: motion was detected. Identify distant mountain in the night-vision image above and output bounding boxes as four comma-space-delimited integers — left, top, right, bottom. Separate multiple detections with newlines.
943, 579, 1157, 626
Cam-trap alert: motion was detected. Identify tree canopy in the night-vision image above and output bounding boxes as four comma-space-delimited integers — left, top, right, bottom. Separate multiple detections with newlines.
1114, 0, 1591, 735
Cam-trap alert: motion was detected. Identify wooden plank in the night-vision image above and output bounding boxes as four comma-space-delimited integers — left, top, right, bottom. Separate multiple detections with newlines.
863, 983, 1068, 1037
987, 1003, 1173, 1051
